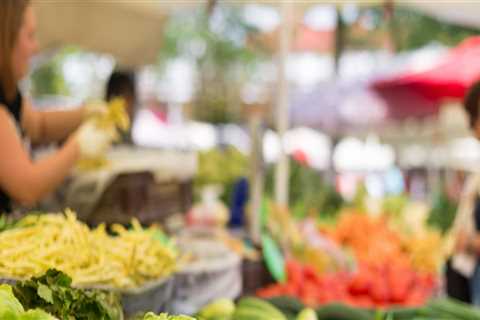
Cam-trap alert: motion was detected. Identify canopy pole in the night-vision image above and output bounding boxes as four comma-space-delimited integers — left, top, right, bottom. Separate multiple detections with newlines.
274, 0, 293, 206
334, 5, 345, 75
247, 106, 264, 244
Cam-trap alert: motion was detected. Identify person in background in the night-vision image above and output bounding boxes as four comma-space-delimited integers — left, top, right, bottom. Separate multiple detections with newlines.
105, 70, 136, 144
0, 0, 117, 213
449, 81, 480, 305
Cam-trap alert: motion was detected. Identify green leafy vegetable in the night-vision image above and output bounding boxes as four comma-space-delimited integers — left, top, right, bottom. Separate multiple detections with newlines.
37, 284, 53, 304
135, 312, 196, 320
0, 284, 58, 320
20, 309, 58, 320
12, 269, 122, 320
0, 214, 17, 232
0, 284, 25, 317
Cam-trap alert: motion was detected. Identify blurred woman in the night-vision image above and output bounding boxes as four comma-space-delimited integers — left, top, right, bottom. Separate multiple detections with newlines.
450, 81, 480, 305
0, 0, 115, 213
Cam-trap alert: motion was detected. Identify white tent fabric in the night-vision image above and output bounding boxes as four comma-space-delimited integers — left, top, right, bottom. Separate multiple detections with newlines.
333, 136, 395, 172
33, 1, 198, 67
284, 127, 331, 169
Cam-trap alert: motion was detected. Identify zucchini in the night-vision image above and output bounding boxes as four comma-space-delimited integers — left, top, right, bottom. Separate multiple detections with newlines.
315, 303, 373, 320
428, 298, 480, 320
235, 297, 286, 320
283, 311, 298, 320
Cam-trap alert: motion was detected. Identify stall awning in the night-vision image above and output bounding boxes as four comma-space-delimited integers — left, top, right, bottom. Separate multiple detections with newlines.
33, 1, 199, 67
372, 37, 480, 118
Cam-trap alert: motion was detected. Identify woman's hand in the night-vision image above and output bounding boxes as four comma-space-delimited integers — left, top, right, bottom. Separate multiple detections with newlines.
471, 234, 480, 256
84, 101, 108, 119
455, 230, 470, 253
457, 231, 480, 256
75, 120, 116, 158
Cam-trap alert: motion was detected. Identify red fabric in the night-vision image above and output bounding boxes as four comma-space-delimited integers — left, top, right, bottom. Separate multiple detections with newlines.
149, 107, 167, 123
372, 37, 480, 118
292, 149, 309, 166
293, 24, 333, 52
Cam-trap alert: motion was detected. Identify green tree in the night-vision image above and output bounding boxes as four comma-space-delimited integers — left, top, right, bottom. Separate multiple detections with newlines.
348, 5, 479, 52
30, 48, 77, 97
158, 4, 267, 123
390, 6, 478, 51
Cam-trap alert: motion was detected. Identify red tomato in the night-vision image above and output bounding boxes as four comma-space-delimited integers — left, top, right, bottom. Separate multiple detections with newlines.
405, 288, 428, 306
370, 281, 390, 303
286, 260, 304, 285
349, 273, 372, 296
256, 284, 286, 298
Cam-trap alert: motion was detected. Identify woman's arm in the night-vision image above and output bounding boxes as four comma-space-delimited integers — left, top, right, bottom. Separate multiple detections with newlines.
0, 106, 80, 206
21, 98, 85, 144
449, 175, 478, 254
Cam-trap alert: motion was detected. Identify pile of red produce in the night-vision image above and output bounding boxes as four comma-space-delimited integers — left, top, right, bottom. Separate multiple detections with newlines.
257, 260, 437, 308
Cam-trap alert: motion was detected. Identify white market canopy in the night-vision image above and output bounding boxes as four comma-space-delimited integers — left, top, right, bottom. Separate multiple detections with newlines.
33, 0, 196, 67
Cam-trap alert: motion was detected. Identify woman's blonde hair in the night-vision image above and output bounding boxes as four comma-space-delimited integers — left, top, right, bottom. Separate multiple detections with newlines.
0, 0, 30, 101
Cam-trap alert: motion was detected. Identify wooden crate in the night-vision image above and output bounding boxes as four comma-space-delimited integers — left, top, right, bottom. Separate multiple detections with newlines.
86, 171, 193, 226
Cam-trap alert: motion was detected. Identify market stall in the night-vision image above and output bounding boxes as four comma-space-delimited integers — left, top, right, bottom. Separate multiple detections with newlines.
6, 1, 480, 319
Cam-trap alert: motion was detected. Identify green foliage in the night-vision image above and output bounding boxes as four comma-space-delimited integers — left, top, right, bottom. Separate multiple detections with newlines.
159, 6, 260, 66
0, 214, 17, 232
390, 7, 479, 51
354, 6, 479, 52
30, 62, 66, 97
265, 162, 343, 219
194, 147, 248, 203
350, 183, 368, 213
30, 48, 78, 98
342, 5, 479, 53
427, 189, 458, 234
382, 194, 408, 218
158, 4, 265, 123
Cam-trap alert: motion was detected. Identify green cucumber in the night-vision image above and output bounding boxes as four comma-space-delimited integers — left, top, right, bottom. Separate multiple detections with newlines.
266, 296, 305, 315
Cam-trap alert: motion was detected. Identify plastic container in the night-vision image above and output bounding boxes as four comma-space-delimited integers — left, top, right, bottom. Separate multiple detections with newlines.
170, 237, 242, 315
119, 277, 175, 318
